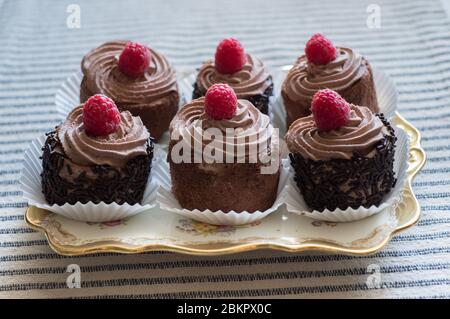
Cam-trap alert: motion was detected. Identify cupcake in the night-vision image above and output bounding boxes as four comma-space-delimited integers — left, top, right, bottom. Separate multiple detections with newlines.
41, 95, 153, 205
285, 89, 396, 212
169, 84, 280, 212
192, 38, 273, 114
80, 41, 179, 141
282, 33, 379, 128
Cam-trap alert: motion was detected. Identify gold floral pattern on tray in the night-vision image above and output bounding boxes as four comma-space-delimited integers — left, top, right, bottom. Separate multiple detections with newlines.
311, 221, 338, 228
86, 219, 128, 229
176, 219, 262, 236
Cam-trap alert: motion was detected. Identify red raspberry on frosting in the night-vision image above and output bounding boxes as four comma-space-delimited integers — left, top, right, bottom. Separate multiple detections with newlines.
118, 41, 151, 78
204, 83, 238, 120
305, 33, 337, 65
83, 94, 121, 136
214, 38, 247, 74
311, 89, 350, 131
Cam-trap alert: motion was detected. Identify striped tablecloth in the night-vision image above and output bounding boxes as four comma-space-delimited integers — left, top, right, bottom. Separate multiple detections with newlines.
1, 0, 450, 298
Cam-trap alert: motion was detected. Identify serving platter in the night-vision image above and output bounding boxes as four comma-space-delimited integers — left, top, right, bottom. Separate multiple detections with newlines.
25, 65, 425, 256
25, 112, 425, 256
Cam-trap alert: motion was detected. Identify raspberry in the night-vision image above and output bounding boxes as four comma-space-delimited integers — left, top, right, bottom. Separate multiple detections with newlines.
305, 33, 337, 65
214, 38, 247, 74
311, 89, 350, 131
83, 94, 121, 136
118, 41, 151, 78
204, 84, 238, 120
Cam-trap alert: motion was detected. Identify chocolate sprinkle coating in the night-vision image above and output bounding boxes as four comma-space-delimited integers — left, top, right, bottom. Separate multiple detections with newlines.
41, 131, 154, 205
192, 80, 274, 115
289, 114, 397, 212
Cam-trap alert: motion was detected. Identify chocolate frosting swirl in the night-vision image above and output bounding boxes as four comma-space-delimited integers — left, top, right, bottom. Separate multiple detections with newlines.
57, 106, 150, 167
282, 47, 366, 102
196, 54, 271, 98
170, 98, 274, 162
81, 41, 178, 105
285, 105, 386, 161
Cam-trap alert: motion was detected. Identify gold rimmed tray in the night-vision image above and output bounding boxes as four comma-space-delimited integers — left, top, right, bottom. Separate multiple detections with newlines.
25, 113, 425, 256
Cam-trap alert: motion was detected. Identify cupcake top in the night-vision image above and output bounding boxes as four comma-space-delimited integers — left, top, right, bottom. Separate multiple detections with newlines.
81, 40, 178, 105
282, 34, 368, 103
170, 84, 274, 163
196, 54, 272, 98
196, 38, 271, 98
57, 105, 150, 167
283, 47, 367, 103
285, 104, 387, 161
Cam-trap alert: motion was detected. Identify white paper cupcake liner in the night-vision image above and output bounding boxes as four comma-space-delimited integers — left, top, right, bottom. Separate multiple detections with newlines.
271, 67, 398, 136
373, 68, 398, 119
156, 158, 289, 226
55, 71, 83, 121
178, 67, 197, 103
283, 127, 409, 222
20, 135, 161, 222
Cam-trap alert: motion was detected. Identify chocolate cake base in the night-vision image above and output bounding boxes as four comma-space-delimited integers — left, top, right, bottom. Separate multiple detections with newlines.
289, 115, 396, 212
192, 81, 274, 115
80, 76, 179, 142
283, 59, 379, 129
168, 141, 280, 212
41, 132, 153, 205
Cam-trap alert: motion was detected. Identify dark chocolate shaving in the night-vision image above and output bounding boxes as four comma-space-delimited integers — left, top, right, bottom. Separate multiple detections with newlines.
41, 131, 154, 205
289, 114, 397, 212
192, 80, 274, 115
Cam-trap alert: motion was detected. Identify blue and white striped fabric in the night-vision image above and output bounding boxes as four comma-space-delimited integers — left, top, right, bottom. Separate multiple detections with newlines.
1, 0, 450, 298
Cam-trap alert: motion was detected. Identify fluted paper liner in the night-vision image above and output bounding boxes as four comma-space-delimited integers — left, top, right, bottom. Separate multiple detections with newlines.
20, 135, 160, 222
156, 158, 289, 226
